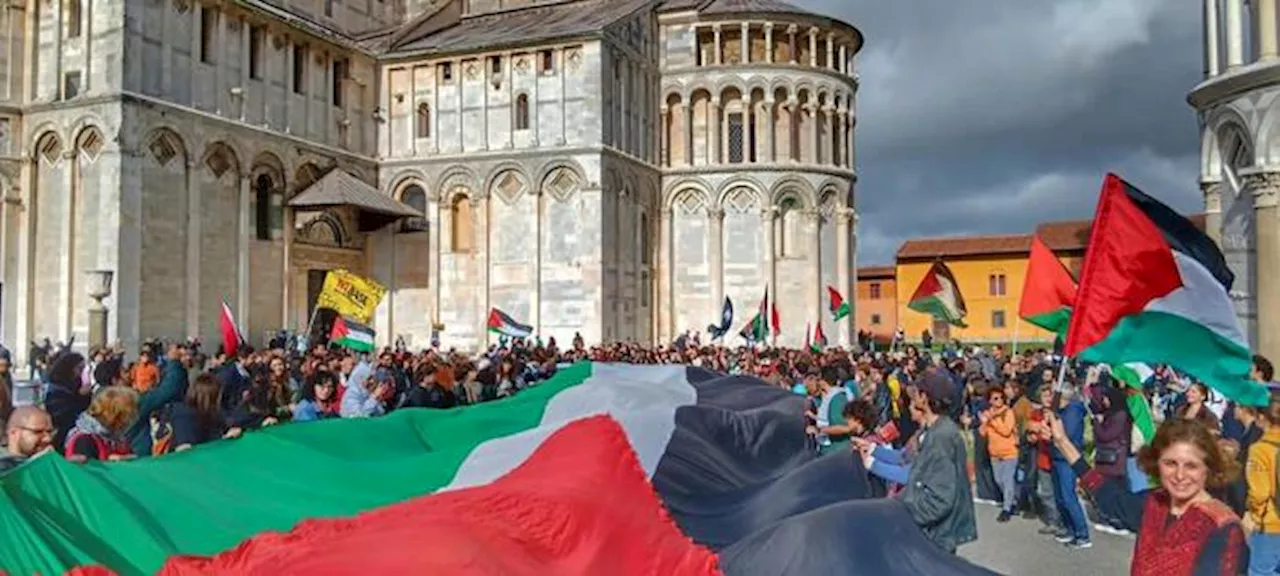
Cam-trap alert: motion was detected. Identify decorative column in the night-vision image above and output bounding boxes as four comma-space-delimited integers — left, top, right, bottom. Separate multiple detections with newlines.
808, 28, 818, 67
185, 158, 200, 338
761, 206, 777, 342
684, 98, 694, 165
660, 105, 670, 167
282, 203, 293, 330
839, 44, 847, 73
1250, 173, 1280, 365
835, 108, 848, 167
530, 188, 541, 333
835, 207, 853, 347
58, 150, 76, 342
1203, 0, 1223, 75
788, 24, 797, 64
826, 33, 835, 69
1202, 180, 1224, 247
784, 98, 797, 162
1226, 0, 1244, 68
662, 208, 675, 341
818, 105, 832, 165
764, 23, 774, 63
690, 24, 700, 63
713, 24, 722, 65
283, 35, 293, 133
1261, 0, 1279, 61
709, 207, 725, 325
709, 96, 721, 165
764, 98, 776, 163
237, 175, 251, 326
741, 23, 750, 64
806, 209, 822, 330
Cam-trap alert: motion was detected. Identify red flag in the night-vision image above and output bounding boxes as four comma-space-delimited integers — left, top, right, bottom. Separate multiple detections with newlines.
219, 301, 244, 357
770, 300, 781, 338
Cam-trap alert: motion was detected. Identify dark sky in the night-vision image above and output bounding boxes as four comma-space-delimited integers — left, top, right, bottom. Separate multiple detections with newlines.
797, 0, 1206, 264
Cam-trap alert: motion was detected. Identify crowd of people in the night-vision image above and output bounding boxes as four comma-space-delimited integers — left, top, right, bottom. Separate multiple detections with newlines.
3, 331, 1280, 574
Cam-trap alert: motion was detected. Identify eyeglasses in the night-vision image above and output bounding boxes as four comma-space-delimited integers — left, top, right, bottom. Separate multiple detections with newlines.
16, 426, 55, 436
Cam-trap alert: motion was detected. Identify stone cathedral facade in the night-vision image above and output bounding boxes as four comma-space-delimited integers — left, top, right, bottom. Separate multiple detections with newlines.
0, 0, 861, 362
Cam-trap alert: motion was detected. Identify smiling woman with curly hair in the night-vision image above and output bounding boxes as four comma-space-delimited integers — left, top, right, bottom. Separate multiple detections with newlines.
1047, 411, 1245, 575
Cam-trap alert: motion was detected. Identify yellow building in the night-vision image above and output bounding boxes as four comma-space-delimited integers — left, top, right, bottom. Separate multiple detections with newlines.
891, 216, 1205, 345
892, 221, 1088, 345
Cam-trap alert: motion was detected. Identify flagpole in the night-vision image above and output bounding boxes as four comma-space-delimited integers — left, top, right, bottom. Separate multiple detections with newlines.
1011, 318, 1020, 357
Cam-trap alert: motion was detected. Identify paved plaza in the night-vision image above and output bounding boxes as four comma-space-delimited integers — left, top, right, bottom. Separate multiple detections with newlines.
962, 502, 1131, 575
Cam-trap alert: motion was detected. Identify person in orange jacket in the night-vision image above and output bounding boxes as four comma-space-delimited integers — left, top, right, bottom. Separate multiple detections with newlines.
981, 385, 1020, 522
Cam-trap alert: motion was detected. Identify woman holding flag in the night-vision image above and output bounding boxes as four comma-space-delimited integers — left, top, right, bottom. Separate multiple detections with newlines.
1046, 411, 1246, 574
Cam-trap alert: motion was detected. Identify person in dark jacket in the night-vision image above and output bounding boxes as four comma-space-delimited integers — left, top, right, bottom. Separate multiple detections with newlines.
216, 347, 253, 411
43, 352, 91, 450
402, 366, 457, 410
169, 373, 242, 450
1090, 384, 1133, 532
863, 371, 976, 554
125, 343, 191, 456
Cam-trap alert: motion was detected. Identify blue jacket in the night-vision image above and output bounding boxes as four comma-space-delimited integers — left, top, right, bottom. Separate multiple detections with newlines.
127, 360, 189, 456
1052, 399, 1087, 462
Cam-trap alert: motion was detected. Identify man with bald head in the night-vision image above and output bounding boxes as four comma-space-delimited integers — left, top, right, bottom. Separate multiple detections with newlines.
1, 406, 55, 472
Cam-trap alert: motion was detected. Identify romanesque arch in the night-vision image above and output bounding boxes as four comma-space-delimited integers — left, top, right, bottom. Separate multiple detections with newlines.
249, 152, 287, 242
669, 187, 712, 335
139, 127, 190, 341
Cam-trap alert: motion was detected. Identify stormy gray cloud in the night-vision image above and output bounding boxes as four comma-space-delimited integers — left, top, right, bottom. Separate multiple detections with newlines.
796, 0, 1206, 264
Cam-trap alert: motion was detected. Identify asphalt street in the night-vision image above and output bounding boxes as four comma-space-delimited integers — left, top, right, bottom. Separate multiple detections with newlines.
959, 501, 1132, 575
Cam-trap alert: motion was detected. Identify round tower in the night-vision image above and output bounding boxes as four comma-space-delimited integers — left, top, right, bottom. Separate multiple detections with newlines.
1189, 0, 1280, 363
656, 0, 862, 347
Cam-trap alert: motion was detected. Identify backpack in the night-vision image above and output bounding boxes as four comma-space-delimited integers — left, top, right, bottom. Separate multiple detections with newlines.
63, 432, 110, 460
150, 403, 177, 456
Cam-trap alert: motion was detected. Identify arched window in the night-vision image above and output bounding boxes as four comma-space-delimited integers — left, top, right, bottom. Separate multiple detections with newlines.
451, 194, 473, 253
400, 185, 428, 233
254, 174, 274, 241
777, 196, 801, 258
515, 94, 530, 131
416, 103, 431, 139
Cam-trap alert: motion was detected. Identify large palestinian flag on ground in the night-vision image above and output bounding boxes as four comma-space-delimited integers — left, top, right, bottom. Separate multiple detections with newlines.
1065, 173, 1268, 406
1, 364, 995, 576
1018, 234, 1076, 337
907, 260, 968, 327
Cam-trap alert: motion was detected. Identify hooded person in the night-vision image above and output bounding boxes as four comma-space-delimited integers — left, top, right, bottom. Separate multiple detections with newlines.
339, 362, 388, 418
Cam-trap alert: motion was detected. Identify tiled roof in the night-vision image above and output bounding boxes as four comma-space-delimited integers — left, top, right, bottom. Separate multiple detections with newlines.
289, 169, 421, 217
1033, 219, 1091, 252
896, 234, 1032, 260
896, 214, 1209, 261
389, 0, 651, 55
858, 266, 895, 279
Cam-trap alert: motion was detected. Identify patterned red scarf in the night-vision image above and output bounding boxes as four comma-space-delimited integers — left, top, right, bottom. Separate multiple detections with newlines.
1131, 490, 1242, 576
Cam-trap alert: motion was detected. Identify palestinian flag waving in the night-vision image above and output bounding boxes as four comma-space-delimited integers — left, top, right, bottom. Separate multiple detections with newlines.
1018, 235, 1077, 337
487, 307, 533, 339
1065, 174, 1267, 406
907, 260, 967, 327
812, 322, 828, 352
827, 286, 851, 322
0, 364, 994, 576
755, 289, 770, 341
330, 316, 376, 353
